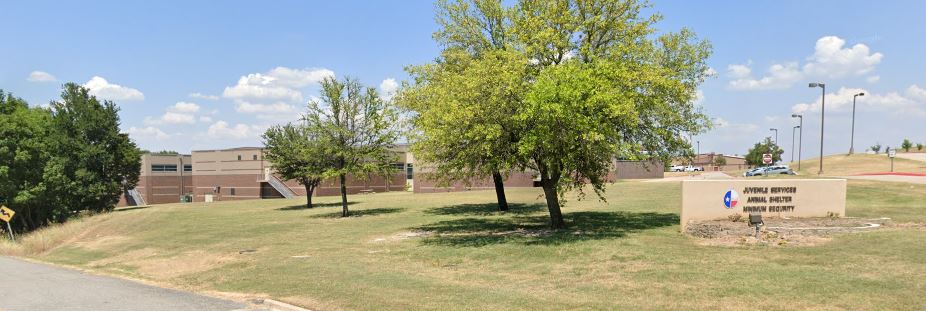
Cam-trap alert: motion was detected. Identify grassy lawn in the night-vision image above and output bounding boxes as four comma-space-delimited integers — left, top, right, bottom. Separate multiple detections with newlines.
3, 180, 926, 310
789, 154, 926, 176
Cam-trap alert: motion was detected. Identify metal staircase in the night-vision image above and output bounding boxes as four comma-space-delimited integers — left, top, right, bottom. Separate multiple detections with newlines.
266, 175, 296, 199
127, 188, 147, 206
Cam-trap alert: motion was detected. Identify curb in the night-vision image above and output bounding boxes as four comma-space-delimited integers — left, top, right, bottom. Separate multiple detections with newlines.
251, 298, 312, 311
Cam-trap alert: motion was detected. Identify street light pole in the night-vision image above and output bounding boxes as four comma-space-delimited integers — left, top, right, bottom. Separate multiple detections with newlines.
809, 82, 826, 175
697, 140, 700, 156
769, 128, 778, 145
849, 92, 865, 155
792, 125, 800, 163
791, 114, 803, 171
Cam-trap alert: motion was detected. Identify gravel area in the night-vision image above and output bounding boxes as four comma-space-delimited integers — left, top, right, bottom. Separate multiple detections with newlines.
685, 217, 892, 247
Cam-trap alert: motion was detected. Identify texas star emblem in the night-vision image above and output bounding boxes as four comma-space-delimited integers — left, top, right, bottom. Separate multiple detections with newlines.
723, 189, 738, 209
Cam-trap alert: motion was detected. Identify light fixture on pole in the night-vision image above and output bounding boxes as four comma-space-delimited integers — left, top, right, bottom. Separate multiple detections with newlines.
809, 82, 826, 175
849, 92, 865, 155
769, 128, 778, 145
792, 125, 800, 163
791, 114, 803, 171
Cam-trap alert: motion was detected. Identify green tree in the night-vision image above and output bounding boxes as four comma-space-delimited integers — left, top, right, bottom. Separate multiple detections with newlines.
46, 84, 141, 215
901, 139, 912, 152
262, 123, 334, 209
304, 77, 401, 217
745, 137, 784, 166
510, 0, 711, 228
870, 143, 882, 154
0, 91, 58, 232
713, 156, 727, 167
399, 0, 521, 212
917, 143, 923, 151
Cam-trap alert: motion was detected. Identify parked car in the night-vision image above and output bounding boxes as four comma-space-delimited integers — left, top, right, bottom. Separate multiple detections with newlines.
743, 167, 766, 177
744, 165, 795, 177
684, 165, 704, 172
670, 165, 686, 172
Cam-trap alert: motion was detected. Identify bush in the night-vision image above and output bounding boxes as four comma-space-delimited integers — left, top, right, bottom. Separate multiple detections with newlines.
901, 139, 913, 152
870, 143, 882, 154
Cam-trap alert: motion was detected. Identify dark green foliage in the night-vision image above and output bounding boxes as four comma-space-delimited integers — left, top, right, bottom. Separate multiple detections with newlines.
901, 139, 912, 152
745, 137, 784, 166
0, 85, 140, 233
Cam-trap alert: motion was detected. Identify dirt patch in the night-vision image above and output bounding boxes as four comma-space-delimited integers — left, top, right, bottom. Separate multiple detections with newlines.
686, 217, 892, 247
88, 248, 238, 280
370, 231, 431, 243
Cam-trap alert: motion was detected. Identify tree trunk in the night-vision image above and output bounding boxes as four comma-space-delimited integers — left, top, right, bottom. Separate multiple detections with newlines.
540, 172, 566, 230
304, 184, 314, 209
339, 173, 349, 217
491, 170, 509, 212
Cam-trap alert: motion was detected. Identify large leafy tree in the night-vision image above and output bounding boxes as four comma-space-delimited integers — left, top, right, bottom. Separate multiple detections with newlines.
399, 0, 522, 212
515, 0, 711, 228
0, 91, 58, 231
46, 84, 141, 215
409, 0, 712, 229
745, 137, 784, 166
304, 77, 401, 217
262, 123, 334, 209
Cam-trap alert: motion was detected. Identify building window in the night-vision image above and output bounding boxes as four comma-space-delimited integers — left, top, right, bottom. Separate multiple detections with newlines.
406, 164, 413, 180
392, 163, 405, 171
183, 164, 192, 172
253, 154, 258, 160
237, 155, 242, 161
151, 164, 178, 172
230, 188, 236, 195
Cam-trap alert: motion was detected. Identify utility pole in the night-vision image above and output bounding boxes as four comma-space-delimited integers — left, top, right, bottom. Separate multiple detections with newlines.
791, 114, 803, 171
792, 125, 800, 163
809, 82, 826, 174
849, 92, 865, 155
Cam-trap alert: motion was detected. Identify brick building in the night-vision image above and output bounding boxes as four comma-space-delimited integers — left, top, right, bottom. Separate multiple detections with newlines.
121, 146, 664, 206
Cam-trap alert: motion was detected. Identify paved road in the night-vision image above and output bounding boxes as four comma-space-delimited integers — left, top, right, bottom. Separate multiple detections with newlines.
0, 256, 256, 311
646, 171, 733, 182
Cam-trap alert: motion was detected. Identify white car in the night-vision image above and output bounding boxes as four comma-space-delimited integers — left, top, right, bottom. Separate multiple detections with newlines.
684, 165, 704, 172
670, 165, 686, 172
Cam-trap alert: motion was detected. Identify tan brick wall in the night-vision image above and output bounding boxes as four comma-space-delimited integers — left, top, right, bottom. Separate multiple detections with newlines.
413, 171, 536, 193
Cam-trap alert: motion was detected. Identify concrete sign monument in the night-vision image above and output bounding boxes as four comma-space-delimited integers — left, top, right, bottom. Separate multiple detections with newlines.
681, 179, 846, 229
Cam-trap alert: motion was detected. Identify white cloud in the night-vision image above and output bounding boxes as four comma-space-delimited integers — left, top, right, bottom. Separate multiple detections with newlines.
145, 111, 195, 125
728, 62, 801, 90
83, 76, 145, 101
198, 116, 213, 123
791, 86, 925, 116
207, 121, 266, 140
693, 89, 704, 106
726, 62, 752, 79
379, 78, 399, 101
802, 36, 883, 78
704, 67, 718, 77
235, 101, 297, 114
866, 75, 880, 84
27, 71, 57, 82
126, 126, 169, 141
727, 36, 883, 91
189, 92, 219, 100
222, 67, 334, 103
905, 85, 926, 100
712, 117, 758, 132
170, 101, 200, 113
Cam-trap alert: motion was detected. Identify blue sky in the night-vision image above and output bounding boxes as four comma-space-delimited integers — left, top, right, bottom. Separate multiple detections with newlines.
2, 1, 924, 158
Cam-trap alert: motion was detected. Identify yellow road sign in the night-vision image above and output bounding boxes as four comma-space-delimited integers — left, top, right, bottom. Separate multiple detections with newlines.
0, 206, 14, 223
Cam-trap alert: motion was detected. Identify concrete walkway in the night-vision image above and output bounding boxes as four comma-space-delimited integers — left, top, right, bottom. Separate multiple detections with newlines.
0, 256, 258, 311
896, 152, 926, 163
645, 171, 732, 182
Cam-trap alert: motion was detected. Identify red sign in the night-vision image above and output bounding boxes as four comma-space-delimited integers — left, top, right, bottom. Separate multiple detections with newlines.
762, 154, 773, 165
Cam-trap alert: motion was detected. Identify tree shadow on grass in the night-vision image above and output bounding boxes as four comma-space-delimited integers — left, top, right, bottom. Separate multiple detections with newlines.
308, 207, 406, 219
277, 201, 357, 211
414, 211, 679, 247
424, 203, 546, 216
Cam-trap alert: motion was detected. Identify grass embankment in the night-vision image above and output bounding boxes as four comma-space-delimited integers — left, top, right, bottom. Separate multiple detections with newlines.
789, 153, 926, 176
3, 180, 926, 310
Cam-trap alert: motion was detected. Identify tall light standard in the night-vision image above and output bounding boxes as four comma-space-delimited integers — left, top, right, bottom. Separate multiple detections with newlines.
849, 92, 865, 155
791, 114, 803, 171
809, 82, 826, 175
792, 125, 800, 163
769, 128, 778, 145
